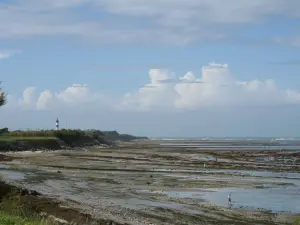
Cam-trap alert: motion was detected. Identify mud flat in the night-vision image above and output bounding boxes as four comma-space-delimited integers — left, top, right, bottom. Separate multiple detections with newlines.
1, 139, 300, 224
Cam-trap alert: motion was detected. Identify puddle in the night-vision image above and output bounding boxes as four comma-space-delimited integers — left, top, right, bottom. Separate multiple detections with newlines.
191, 155, 216, 161
32, 179, 78, 196
0, 164, 10, 169
263, 157, 275, 162
0, 170, 25, 180
201, 187, 300, 213
137, 187, 300, 213
74, 181, 89, 189
137, 189, 204, 198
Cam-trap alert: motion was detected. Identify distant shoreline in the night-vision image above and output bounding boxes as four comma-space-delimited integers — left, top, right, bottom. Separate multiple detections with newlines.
150, 137, 300, 141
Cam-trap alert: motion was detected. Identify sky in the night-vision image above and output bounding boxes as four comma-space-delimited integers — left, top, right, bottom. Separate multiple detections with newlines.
1, 0, 300, 137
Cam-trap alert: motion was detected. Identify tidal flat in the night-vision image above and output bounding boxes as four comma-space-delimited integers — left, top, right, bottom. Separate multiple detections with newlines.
1, 139, 300, 225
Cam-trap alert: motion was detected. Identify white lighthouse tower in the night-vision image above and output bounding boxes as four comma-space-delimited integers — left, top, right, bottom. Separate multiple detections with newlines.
56, 118, 59, 130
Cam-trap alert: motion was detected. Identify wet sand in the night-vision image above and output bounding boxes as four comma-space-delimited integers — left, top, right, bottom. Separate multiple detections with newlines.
1, 139, 300, 224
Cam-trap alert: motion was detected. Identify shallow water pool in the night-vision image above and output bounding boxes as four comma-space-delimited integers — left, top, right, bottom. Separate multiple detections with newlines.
137, 186, 300, 213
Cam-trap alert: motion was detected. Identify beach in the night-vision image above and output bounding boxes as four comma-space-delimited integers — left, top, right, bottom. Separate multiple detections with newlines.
1, 138, 300, 224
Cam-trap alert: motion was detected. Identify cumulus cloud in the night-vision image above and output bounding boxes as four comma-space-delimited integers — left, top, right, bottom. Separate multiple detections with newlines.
18, 87, 37, 108
5, 84, 110, 112
36, 90, 53, 110
0, 0, 299, 45
36, 84, 111, 110
119, 63, 300, 111
5, 63, 300, 113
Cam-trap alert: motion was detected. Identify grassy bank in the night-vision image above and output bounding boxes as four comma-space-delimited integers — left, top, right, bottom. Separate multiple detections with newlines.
0, 181, 127, 225
0, 181, 89, 225
0, 136, 56, 140
0, 129, 147, 152
0, 212, 51, 225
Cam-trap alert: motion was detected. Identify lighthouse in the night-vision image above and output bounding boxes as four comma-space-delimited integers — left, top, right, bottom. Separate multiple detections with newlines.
56, 118, 59, 130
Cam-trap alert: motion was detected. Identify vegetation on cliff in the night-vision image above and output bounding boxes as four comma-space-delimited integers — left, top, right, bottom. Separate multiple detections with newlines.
0, 128, 147, 151
0, 212, 50, 225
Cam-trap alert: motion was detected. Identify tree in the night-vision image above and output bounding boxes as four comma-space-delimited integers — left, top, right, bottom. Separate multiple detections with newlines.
0, 88, 6, 106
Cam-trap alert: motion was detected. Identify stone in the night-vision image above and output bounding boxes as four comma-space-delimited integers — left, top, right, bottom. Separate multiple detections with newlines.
48, 215, 69, 225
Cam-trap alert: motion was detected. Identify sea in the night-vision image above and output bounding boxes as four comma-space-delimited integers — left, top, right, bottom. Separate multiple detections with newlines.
150, 137, 300, 150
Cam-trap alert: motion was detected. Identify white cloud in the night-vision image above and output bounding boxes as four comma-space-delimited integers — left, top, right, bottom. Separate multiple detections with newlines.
0, 0, 299, 45
18, 87, 37, 108
0, 50, 21, 60
36, 90, 53, 110
119, 63, 300, 111
5, 63, 300, 113
14, 84, 112, 111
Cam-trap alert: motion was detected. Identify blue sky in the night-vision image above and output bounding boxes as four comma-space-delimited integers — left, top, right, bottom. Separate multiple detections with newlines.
1, 0, 300, 137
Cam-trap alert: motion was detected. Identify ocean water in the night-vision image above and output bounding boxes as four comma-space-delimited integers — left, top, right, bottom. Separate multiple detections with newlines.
151, 137, 300, 142
151, 137, 300, 150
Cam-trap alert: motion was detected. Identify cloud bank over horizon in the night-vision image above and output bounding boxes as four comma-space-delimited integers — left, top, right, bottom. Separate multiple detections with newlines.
2, 62, 300, 137
4, 62, 300, 113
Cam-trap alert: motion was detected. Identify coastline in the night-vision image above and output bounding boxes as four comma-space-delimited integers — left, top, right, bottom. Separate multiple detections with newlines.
0, 139, 299, 224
